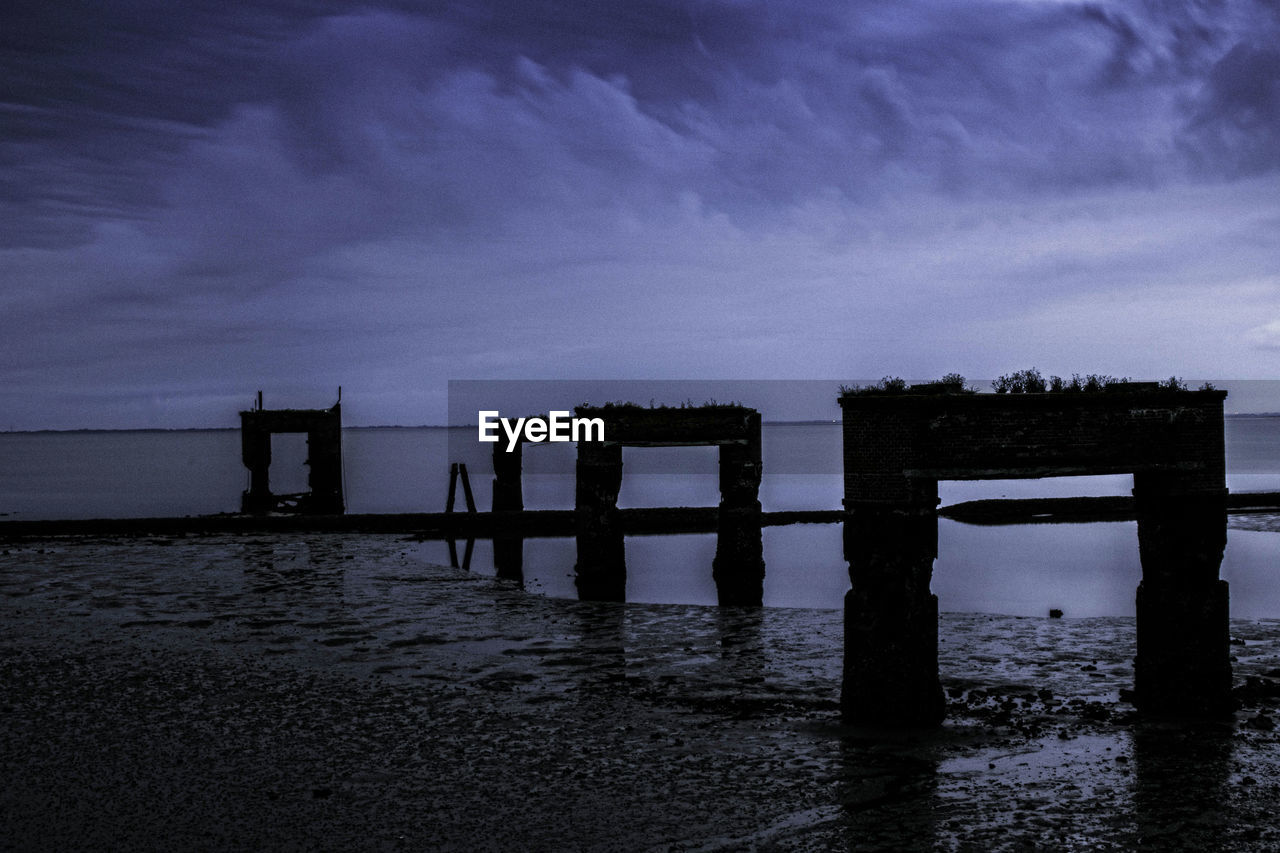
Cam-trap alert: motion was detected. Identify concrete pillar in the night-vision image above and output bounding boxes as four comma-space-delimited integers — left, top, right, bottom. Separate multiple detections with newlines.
842, 483, 945, 726
305, 410, 344, 514
1133, 478, 1231, 716
240, 427, 272, 514
575, 443, 625, 601
718, 439, 762, 512
491, 441, 524, 512
713, 507, 764, 607
1131, 720, 1232, 846
713, 437, 765, 606
492, 442, 524, 582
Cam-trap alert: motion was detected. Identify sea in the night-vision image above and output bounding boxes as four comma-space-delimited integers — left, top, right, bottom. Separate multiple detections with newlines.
3, 419, 1280, 618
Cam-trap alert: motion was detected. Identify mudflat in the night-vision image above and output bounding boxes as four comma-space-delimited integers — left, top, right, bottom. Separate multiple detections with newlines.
3, 534, 1280, 850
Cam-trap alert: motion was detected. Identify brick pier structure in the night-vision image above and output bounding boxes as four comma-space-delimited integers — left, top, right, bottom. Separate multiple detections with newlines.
491, 441, 525, 581
840, 385, 1230, 725
571, 405, 763, 605
240, 401, 344, 515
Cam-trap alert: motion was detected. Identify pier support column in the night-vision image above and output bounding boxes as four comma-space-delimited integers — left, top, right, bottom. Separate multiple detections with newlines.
714, 439, 764, 606
240, 428, 272, 514
842, 485, 944, 726
492, 443, 524, 582
491, 442, 524, 513
575, 443, 625, 601
713, 508, 764, 606
305, 407, 344, 514
1133, 479, 1231, 716
718, 439, 762, 513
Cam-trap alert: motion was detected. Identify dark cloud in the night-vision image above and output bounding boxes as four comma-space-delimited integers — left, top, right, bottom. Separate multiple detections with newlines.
3, 0, 1280, 427
4, 0, 1276, 250
1187, 41, 1280, 173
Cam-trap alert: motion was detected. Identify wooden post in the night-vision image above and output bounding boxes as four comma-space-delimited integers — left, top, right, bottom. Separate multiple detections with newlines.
446, 463, 459, 513
459, 463, 477, 513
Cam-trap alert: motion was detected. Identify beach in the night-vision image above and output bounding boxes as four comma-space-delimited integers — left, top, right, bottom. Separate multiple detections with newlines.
5, 532, 1280, 850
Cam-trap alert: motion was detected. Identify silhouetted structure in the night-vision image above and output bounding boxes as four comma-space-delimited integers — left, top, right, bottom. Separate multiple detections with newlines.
840, 385, 1230, 725
240, 399, 344, 515
570, 404, 764, 605
491, 442, 525, 582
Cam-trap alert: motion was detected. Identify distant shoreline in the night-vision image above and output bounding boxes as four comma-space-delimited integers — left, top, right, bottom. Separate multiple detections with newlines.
5, 494, 1280, 540
6, 413, 1280, 434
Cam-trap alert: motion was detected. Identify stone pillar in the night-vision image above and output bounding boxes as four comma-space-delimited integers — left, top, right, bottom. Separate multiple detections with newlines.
240, 423, 272, 514
305, 407, 344, 514
713, 508, 764, 607
575, 443, 625, 601
842, 483, 945, 726
492, 442, 524, 582
713, 436, 765, 606
718, 437, 762, 513
491, 441, 524, 512
1133, 477, 1231, 716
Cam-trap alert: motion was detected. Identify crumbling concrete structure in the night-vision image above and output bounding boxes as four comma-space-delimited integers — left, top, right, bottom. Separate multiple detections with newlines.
240, 402, 344, 515
571, 405, 763, 605
840, 385, 1230, 725
491, 441, 525, 582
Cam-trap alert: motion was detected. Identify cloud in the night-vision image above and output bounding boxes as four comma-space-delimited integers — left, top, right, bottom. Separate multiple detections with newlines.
6, 0, 1275, 249
1187, 41, 1280, 174
3, 0, 1280, 426
1248, 319, 1280, 350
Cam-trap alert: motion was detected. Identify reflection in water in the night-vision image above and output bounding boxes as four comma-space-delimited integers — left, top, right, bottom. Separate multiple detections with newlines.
447, 537, 476, 571
624, 533, 720, 604
575, 526, 627, 602
835, 736, 939, 851
567, 601, 630, 690
715, 606, 764, 662
6, 534, 1279, 848
712, 608, 769, 713
491, 534, 520, 582
1130, 722, 1235, 847
466, 468, 1280, 619
505, 516, 1248, 618
937, 519, 1143, 617
572, 519, 768, 606
239, 538, 344, 599
1223, 527, 1280, 618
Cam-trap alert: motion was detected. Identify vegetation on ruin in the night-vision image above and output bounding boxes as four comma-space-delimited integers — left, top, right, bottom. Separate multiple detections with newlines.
840, 374, 976, 397
576, 399, 749, 412
992, 370, 1215, 394
840, 371, 1217, 397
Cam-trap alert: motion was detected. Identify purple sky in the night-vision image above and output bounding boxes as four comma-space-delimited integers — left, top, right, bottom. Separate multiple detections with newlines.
3, 0, 1280, 428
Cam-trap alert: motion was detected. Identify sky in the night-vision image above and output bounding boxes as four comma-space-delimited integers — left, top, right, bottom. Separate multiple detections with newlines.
3, 0, 1280, 428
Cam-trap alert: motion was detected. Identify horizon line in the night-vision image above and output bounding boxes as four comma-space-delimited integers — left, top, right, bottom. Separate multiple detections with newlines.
6, 413, 1280, 434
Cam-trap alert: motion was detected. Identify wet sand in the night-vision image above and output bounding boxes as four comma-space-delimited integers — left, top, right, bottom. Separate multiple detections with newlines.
3, 534, 1280, 850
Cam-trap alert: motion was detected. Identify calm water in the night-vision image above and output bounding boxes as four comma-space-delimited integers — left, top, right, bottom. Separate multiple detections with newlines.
3, 421, 1280, 617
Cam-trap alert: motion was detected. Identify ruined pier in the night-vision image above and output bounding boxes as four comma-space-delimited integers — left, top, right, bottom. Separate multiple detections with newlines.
529, 404, 768, 605
3, 383, 1253, 731
839, 384, 1231, 725
240, 398, 344, 515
